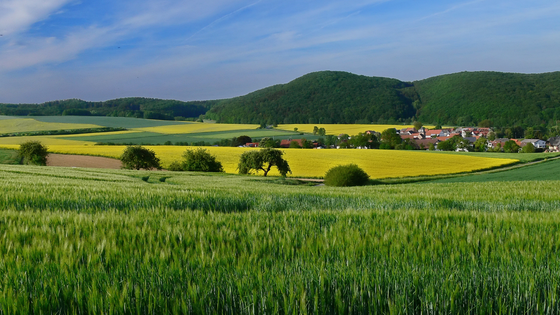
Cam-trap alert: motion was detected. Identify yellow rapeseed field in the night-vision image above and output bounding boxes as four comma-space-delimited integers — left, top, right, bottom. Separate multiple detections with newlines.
0, 118, 100, 134
135, 123, 260, 134
25, 144, 517, 179
275, 124, 435, 135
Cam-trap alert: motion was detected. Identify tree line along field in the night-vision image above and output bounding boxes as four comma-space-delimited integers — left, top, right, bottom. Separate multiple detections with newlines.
1, 164, 560, 313
0, 144, 518, 178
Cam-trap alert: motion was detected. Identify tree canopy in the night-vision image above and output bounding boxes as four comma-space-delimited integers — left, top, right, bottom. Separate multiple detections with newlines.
18, 141, 49, 166
120, 146, 161, 170
206, 71, 416, 124
181, 148, 223, 172
238, 148, 291, 177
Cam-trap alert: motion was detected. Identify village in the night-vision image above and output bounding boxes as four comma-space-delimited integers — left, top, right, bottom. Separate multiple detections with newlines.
244, 126, 560, 153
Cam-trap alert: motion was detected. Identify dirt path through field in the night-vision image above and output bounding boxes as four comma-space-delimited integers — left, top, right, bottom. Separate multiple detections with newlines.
47, 154, 122, 169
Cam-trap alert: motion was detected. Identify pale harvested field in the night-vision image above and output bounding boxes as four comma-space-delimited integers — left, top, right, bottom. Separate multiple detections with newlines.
47, 153, 122, 169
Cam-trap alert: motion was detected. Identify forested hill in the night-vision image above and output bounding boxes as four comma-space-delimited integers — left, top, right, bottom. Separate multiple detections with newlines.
414, 71, 560, 127
206, 70, 560, 126
0, 97, 215, 120
205, 71, 418, 124
2, 71, 560, 127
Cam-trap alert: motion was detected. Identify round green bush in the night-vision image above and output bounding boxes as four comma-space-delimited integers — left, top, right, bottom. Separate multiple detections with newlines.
324, 164, 370, 187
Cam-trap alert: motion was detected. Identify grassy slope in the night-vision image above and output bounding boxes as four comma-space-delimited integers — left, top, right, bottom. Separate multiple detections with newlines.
434, 157, 560, 182
414, 71, 560, 125
0, 148, 19, 164
431, 151, 560, 163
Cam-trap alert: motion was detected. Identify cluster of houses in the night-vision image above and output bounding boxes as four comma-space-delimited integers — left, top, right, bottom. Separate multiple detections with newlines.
395, 127, 556, 152
241, 126, 560, 152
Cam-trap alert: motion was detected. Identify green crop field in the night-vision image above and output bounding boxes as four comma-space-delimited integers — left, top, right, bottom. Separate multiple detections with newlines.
61, 129, 303, 145
30, 116, 187, 128
434, 151, 560, 163
435, 157, 560, 183
0, 148, 19, 164
1, 164, 560, 313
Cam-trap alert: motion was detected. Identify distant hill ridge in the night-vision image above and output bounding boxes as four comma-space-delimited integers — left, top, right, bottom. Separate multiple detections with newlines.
2, 71, 559, 127
0, 97, 215, 121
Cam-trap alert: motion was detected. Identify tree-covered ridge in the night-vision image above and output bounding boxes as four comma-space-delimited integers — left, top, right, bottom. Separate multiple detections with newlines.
414, 71, 560, 127
206, 71, 417, 124
0, 97, 216, 120
2, 71, 560, 128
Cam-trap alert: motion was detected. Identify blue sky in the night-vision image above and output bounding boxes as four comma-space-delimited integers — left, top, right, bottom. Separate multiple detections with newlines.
1, 0, 559, 103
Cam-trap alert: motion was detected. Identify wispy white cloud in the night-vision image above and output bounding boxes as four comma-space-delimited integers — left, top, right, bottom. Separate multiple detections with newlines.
1, 0, 560, 103
415, 0, 488, 22
0, 25, 126, 71
0, 0, 73, 35
184, 0, 263, 42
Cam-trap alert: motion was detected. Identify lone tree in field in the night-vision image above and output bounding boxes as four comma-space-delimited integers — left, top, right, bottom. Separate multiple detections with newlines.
120, 145, 161, 170
19, 141, 49, 166
181, 148, 223, 172
238, 148, 291, 177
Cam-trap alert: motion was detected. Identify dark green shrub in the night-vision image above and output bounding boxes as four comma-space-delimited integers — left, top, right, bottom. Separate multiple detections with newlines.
168, 161, 184, 171
18, 141, 49, 166
120, 145, 161, 170
182, 148, 223, 172
324, 164, 369, 187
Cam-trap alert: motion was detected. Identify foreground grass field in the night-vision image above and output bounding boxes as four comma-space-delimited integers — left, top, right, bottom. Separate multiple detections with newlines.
1, 165, 560, 313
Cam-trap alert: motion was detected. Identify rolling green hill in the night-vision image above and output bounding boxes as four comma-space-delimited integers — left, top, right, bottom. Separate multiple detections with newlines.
414, 71, 560, 127
206, 71, 417, 124
2, 70, 560, 128
205, 70, 560, 127
0, 97, 215, 120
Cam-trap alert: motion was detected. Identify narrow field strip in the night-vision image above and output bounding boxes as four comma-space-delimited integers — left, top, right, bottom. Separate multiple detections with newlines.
0, 118, 100, 133
135, 123, 260, 134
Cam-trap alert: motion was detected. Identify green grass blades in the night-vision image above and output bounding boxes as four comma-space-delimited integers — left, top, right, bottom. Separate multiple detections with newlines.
1, 209, 560, 313
2, 164, 560, 313
0, 149, 20, 165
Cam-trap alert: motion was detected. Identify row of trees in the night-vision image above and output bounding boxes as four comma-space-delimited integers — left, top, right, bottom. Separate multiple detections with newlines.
123, 146, 370, 185
18, 142, 370, 186
120, 146, 292, 177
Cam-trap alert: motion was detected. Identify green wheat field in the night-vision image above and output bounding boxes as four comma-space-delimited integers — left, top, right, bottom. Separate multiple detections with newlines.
1, 162, 560, 314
